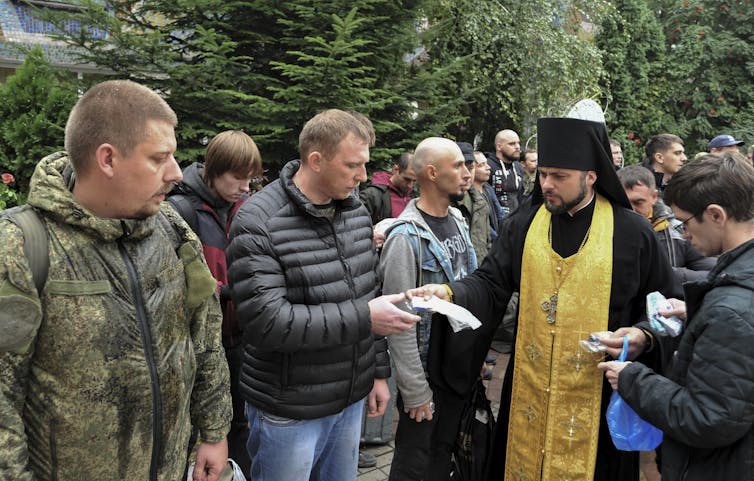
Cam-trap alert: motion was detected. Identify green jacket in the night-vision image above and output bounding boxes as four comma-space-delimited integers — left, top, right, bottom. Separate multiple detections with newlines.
453, 186, 491, 262
0, 153, 231, 481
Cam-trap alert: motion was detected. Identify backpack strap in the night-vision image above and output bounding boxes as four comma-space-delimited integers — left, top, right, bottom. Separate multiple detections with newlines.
3, 205, 49, 294
167, 194, 200, 234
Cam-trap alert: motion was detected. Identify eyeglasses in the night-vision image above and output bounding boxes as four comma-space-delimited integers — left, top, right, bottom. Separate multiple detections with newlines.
673, 213, 698, 235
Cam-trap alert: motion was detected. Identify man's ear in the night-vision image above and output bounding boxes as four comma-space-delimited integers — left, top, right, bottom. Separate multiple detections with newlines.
307, 151, 323, 173
426, 164, 437, 181
706, 204, 728, 225
95, 144, 117, 179
585, 170, 597, 187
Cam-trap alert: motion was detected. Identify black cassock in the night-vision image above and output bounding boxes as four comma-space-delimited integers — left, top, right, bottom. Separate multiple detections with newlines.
449, 196, 678, 481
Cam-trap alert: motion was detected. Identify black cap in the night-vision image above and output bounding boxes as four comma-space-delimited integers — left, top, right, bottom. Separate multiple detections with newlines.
456, 141, 476, 164
532, 117, 630, 209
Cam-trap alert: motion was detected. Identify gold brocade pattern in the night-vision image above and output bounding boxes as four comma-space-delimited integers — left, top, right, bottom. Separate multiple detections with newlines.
505, 195, 614, 481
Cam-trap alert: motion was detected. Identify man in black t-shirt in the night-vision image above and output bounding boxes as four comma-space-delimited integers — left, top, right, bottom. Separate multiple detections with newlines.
419, 208, 471, 280
381, 137, 477, 480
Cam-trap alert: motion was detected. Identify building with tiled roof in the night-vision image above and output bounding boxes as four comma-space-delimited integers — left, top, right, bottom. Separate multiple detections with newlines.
0, 0, 108, 81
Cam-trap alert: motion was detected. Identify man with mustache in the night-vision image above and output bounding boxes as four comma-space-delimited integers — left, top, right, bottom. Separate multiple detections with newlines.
0, 80, 232, 481
485, 129, 525, 216
413, 116, 677, 481
380, 137, 475, 480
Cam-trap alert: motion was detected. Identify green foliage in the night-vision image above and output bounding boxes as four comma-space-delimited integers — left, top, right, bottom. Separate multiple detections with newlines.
653, 0, 754, 154
597, 0, 676, 165
0, 47, 78, 197
0, 173, 21, 209
18, 0, 754, 182
45, 0, 463, 174
422, 0, 609, 150
45, 0, 264, 163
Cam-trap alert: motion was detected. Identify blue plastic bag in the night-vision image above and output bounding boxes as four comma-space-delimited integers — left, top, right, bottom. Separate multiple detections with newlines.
606, 337, 663, 451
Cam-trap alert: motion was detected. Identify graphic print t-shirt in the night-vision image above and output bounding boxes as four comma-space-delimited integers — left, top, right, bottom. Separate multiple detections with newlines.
419, 210, 470, 280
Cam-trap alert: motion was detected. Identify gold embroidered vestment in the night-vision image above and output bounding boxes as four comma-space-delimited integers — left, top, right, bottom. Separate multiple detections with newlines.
505, 195, 614, 481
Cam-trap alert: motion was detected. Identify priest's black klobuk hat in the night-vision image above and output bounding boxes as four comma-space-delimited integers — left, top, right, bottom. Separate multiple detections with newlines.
532, 106, 631, 210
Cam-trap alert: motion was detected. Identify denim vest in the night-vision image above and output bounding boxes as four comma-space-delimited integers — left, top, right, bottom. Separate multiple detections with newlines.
386, 206, 477, 371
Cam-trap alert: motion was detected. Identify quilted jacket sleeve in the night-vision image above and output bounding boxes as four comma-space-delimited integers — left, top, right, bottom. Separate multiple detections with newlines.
227, 198, 373, 353
620, 304, 754, 448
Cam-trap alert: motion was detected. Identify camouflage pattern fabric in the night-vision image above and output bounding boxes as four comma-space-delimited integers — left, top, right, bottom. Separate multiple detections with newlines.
0, 153, 231, 481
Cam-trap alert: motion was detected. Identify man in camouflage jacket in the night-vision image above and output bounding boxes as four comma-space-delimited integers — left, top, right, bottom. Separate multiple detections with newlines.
0, 81, 231, 481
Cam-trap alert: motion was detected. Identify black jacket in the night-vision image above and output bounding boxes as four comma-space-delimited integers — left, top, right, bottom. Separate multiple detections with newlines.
620, 239, 754, 481
227, 160, 389, 420
359, 183, 391, 224
484, 152, 525, 214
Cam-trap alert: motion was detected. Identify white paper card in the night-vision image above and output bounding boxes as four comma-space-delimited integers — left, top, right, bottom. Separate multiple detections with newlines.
412, 296, 482, 332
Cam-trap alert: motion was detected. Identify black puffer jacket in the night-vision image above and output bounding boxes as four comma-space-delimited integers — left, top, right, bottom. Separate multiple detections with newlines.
620, 239, 754, 481
227, 160, 388, 420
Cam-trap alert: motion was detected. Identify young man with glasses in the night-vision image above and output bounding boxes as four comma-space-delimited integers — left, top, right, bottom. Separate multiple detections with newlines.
599, 151, 754, 481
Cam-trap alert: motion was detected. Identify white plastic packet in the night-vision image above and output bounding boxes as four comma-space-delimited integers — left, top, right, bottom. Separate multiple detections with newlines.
646, 291, 683, 337
579, 331, 613, 353
187, 458, 245, 481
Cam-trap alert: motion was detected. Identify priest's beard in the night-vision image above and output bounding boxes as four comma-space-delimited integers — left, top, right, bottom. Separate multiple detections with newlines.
544, 173, 588, 215
450, 192, 465, 203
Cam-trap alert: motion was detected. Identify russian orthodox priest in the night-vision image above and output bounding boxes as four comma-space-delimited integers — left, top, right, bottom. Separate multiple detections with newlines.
415, 116, 678, 481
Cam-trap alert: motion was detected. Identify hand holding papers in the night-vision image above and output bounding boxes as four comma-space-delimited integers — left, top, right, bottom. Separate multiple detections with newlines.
646, 291, 683, 337
411, 296, 482, 333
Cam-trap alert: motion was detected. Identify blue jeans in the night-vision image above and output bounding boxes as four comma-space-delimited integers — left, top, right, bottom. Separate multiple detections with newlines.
245, 401, 363, 481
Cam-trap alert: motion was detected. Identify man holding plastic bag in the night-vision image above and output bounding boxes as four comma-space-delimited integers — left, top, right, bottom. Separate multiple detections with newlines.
599, 152, 754, 481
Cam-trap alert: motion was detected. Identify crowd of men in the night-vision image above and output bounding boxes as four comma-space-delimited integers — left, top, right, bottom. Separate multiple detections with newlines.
1, 79, 752, 481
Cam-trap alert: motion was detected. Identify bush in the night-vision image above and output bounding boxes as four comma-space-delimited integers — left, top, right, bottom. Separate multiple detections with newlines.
0, 46, 78, 197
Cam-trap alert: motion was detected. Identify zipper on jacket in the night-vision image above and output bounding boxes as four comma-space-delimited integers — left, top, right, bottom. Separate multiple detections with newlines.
329, 218, 358, 405
330, 219, 357, 295
50, 418, 58, 481
118, 240, 163, 481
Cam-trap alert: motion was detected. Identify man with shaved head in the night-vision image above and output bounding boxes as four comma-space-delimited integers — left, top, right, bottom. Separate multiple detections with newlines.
486, 129, 525, 216
380, 137, 476, 480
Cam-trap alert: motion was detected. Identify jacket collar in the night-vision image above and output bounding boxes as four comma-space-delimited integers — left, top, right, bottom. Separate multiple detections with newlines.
684, 238, 754, 318
28, 152, 157, 242
175, 162, 231, 210
279, 159, 361, 218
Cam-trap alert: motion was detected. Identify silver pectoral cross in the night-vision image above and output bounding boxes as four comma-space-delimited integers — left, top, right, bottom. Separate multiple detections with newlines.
541, 293, 558, 324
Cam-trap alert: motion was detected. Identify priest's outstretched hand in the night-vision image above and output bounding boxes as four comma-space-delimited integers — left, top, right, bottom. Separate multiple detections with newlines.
406, 284, 451, 302
599, 327, 650, 361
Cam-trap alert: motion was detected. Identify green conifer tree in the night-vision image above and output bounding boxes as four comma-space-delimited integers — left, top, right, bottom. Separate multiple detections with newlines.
655, 0, 754, 153
596, 0, 676, 165
0, 47, 78, 192
47, 0, 461, 172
